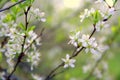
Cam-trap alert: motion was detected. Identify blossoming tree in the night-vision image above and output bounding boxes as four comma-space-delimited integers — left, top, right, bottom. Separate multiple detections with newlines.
0, 0, 119, 80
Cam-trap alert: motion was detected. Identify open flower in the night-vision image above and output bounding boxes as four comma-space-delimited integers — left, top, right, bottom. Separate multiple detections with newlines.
30, 8, 46, 22
96, 21, 109, 32
108, 7, 115, 15
68, 31, 81, 47
62, 54, 76, 68
80, 8, 95, 22
79, 34, 99, 54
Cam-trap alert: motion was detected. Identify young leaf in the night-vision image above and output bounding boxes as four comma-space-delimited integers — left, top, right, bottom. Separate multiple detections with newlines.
113, 0, 117, 6
0, 52, 2, 62
19, 23, 25, 31
27, 26, 35, 32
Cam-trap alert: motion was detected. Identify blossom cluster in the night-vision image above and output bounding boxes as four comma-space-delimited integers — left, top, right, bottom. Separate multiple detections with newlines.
61, 0, 116, 69
80, 2, 115, 31
0, 7, 45, 71
69, 31, 102, 54
0, 0, 118, 79
30, 8, 46, 22
82, 45, 109, 79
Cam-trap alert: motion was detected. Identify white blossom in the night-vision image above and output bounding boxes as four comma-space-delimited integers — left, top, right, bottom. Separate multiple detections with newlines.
102, 61, 108, 71
68, 31, 81, 47
26, 50, 41, 70
80, 8, 95, 22
62, 54, 76, 68
0, 15, 42, 70
96, 21, 109, 32
30, 8, 46, 22
108, 7, 115, 15
83, 64, 92, 73
93, 68, 102, 79
80, 9, 88, 22
32, 74, 44, 80
69, 31, 101, 54
26, 31, 41, 46
79, 34, 99, 54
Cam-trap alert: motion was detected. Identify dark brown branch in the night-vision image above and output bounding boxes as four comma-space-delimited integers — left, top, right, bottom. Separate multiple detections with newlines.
89, 24, 96, 39
0, 0, 26, 12
49, 69, 67, 80
7, 52, 24, 80
84, 19, 120, 80
45, 62, 64, 80
45, 24, 97, 80
24, 28, 45, 53
7, 6, 30, 80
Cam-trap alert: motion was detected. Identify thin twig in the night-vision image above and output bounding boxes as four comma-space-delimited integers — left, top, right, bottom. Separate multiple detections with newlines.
45, 24, 97, 80
45, 62, 64, 80
84, 23, 120, 80
45, 13, 115, 79
89, 24, 96, 39
0, 0, 26, 12
49, 69, 67, 80
84, 52, 106, 80
24, 28, 45, 53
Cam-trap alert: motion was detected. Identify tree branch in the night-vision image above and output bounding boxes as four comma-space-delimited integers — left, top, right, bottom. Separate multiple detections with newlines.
0, 0, 26, 12
45, 24, 97, 80
7, 6, 31, 80
24, 28, 45, 53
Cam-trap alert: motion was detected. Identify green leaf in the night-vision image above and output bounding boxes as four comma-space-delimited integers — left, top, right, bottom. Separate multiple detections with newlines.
19, 0, 35, 8
93, 10, 101, 24
0, 52, 3, 62
19, 23, 25, 31
11, 6, 21, 15
11, 0, 18, 2
111, 26, 117, 33
27, 26, 35, 32
2, 14, 13, 23
113, 0, 117, 6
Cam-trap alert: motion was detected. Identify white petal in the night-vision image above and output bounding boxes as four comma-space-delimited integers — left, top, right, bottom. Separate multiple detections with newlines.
70, 59, 76, 63
64, 64, 68, 68
61, 58, 66, 62
85, 48, 89, 53
66, 54, 70, 60
69, 64, 75, 68
73, 42, 78, 47
82, 42, 88, 47
90, 48, 99, 54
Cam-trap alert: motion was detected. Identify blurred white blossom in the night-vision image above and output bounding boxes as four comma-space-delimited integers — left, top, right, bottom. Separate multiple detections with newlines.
68, 31, 81, 47
26, 46, 41, 70
96, 21, 109, 32
83, 64, 92, 73
62, 54, 76, 68
79, 34, 99, 54
80, 8, 95, 22
108, 7, 115, 15
69, 31, 102, 54
0, 13, 42, 70
30, 8, 46, 22
93, 68, 102, 79
32, 74, 44, 80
